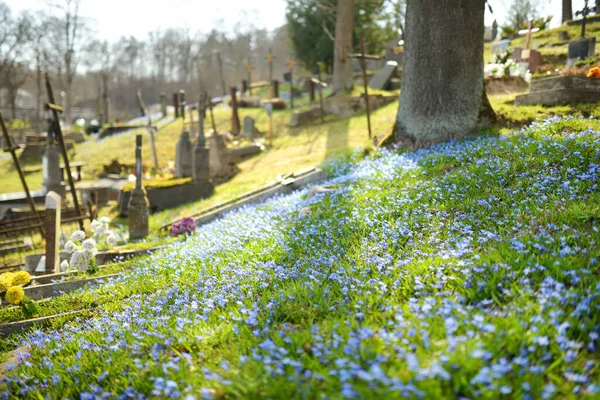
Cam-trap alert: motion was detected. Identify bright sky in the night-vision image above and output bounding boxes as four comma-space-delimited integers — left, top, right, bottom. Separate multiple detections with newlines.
3, 0, 590, 43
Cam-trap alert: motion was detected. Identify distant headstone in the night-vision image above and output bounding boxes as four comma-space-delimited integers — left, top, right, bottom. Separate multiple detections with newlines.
558, 31, 570, 41
567, 37, 596, 66
44, 191, 61, 274
243, 116, 256, 140
42, 143, 65, 195
191, 124, 215, 197
512, 47, 542, 73
175, 131, 193, 178
369, 61, 398, 91
160, 93, 167, 117
128, 135, 149, 241
492, 39, 510, 54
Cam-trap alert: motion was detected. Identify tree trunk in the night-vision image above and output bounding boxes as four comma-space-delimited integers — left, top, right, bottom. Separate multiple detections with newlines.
562, 0, 573, 23
332, 0, 355, 94
102, 73, 109, 125
394, 0, 494, 149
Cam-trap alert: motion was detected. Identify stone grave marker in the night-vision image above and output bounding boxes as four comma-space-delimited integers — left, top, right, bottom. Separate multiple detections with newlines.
567, 37, 596, 66
160, 93, 167, 117
369, 61, 398, 91
192, 113, 216, 196
175, 131, 193, 178
516, 20, 542, 72
492, 39, 510, 54
128, 135, 149, 241
44, 191, 61, 274
208, 133, 239, 184
243, 116, 257, 140
42, 140, 65, 196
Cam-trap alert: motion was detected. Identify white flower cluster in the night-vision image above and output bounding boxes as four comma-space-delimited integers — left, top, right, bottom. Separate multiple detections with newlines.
91, 217, 123, 247
60, 231, 98, 273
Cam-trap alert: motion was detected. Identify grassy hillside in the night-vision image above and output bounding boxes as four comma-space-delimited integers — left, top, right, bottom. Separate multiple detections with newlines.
484, 19, 600, 65
2, 115, 599, 398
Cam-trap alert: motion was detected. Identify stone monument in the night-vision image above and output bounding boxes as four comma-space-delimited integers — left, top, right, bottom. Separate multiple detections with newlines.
192, 94, 215, 196
128, 135, 149, 241
42, 135, 65, 196
175, 131, 193, 178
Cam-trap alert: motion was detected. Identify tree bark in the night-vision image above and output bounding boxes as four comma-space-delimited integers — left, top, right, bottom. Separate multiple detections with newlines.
394, 0, 494, 149
332, 0, 355, 94
562, 0, 573, 23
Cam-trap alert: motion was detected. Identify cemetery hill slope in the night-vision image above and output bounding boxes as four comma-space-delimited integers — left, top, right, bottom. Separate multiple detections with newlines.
1, 116, 600, 398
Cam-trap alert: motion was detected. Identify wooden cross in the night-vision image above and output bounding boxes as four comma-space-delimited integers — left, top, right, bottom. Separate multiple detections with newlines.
45, 73, 85, 230
267, 48, 274, 83
576, 0, 593, 38
518, 19, 540, 51
347, 37, 381, 139
0, 112, 45, 237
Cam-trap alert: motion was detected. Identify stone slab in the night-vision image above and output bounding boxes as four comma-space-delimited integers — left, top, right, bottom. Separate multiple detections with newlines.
119, 182, 215, 216
229, 145, 263, 162
515, 75, 600, 106
289, 107, 324, 127
369, 61, 398, 91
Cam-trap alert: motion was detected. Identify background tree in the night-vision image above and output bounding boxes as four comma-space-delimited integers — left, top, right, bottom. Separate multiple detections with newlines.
48, 0, 88, 123
563, 0, 573, 22
332, 0, 354, 93
286, 0, 397, 73
394, 0, 495, 149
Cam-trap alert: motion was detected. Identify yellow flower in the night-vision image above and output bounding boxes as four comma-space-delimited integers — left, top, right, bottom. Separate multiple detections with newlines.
0, 272, 15, 291
5, 286, 24, 304
12, 271, 31, 286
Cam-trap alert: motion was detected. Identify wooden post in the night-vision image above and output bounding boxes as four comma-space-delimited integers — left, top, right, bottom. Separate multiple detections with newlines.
216, 51, 227, 97
347, 37, 382, 139
45, 74, 84, 230
288, 60, 294, 109
268, 48, 274, 84
173, 93, 180, 118
316, 68, 325, 123
246, 62, 253, 96
44, 191, 61, 274
208, 92, 217, 133
0, 112, 45, 237
271, 80, 279, 99
179, 90, 186, 120
308, 79, 315, 103
137, 89, 159, 173
160, 93, 167, 118
265, 103, 274, 146
230, 87, 240, 135
242, 80, 248, 95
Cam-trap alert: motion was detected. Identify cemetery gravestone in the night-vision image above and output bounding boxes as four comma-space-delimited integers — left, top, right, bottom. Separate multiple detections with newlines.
128, 135, 149, 241
369, 61, 398, 91
492, 39, 510, 55
160, 93, 167, 117
568, 37, 596, 66
175, 131, 193, 178
243, 116, 257, 140
42, 142, 65, 196
192, 97, 215, 196
208, 133, 239, 184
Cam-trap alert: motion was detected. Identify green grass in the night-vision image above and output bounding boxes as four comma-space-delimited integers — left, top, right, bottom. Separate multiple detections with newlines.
484, 19, 600, 65
1, 115, 599, 398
